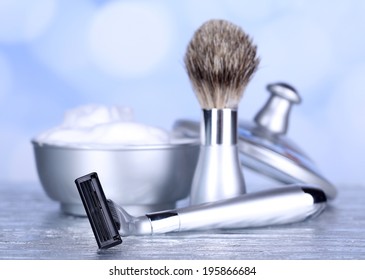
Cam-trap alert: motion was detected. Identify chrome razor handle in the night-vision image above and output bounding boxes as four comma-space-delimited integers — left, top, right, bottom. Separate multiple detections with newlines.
144, 185, 326, 234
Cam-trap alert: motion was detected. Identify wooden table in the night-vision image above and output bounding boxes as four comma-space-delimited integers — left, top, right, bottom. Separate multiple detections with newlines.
1, 182, 364, 260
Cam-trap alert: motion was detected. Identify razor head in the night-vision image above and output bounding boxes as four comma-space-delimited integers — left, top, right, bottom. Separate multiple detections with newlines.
75, 172, 122, 249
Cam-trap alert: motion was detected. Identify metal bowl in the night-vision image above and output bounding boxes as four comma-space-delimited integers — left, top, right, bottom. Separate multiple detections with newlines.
32, 139, 199, 216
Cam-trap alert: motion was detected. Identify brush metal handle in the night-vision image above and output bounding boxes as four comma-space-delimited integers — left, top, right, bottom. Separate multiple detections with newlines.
201, 108, 238, 145
190, 109, 246, 205
146, 185, 326, 234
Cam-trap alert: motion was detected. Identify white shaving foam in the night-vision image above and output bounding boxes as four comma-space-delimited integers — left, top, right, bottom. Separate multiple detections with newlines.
35, 104, 170, 147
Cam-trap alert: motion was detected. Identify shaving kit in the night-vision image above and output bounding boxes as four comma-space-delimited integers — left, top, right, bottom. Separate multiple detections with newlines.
32, 19, 337, 249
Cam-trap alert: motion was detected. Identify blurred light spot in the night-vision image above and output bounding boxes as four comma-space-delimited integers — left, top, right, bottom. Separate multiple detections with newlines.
30, 0, 95, 74
0, 52, 13, 99
182, 0, 228, 28
256, 15, 334, 93
225, 0, 275, 22
0, 0, 57, 43
327, 65, 365, 137
88, 1, 174, 78
324, 65, 365, 183
0, 124, 36, 182
9, 138, 38, 182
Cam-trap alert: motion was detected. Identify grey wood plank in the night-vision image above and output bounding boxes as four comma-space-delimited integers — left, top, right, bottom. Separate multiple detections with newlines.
0, 182, 364, 259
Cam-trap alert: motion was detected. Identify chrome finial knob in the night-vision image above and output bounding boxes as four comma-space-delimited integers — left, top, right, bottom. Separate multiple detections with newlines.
254, 82, 301, 135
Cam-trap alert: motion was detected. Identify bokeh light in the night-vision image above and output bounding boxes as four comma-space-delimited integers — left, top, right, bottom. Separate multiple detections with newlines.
88, 1, 174, 78
0, 52, 13, 99
0, 0, 364, 185
0, 0, 57, 43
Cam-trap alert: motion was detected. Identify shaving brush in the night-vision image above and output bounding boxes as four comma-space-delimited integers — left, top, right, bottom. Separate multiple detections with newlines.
184, 19, 259, 205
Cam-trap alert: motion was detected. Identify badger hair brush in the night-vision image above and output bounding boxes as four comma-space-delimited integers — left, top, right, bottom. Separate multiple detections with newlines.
184, 19, 259, 205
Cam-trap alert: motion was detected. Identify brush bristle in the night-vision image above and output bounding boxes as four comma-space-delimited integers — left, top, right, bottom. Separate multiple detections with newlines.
184, 19, 259, 109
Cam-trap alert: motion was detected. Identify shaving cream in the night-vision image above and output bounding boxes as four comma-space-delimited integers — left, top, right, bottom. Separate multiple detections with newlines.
35, 104, 170, 147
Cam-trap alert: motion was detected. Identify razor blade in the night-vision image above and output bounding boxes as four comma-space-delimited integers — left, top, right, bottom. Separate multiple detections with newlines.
75, 172, 122, 249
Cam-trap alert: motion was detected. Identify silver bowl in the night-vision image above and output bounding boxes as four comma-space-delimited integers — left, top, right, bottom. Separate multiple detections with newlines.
32, 140, 199, 216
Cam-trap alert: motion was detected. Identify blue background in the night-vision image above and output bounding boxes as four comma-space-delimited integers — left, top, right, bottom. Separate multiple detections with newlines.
0, 0, 364, 186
